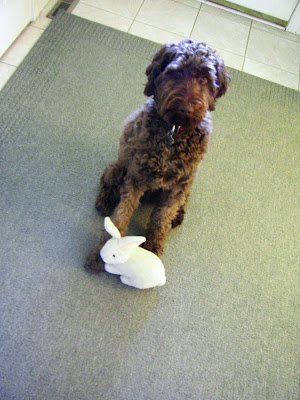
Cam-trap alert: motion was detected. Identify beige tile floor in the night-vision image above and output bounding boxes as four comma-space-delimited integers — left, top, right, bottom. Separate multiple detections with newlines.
0, 0, 300, 90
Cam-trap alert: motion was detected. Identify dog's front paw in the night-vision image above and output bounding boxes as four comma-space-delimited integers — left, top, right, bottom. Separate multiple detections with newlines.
95, 195, 108, 215
95, 191, 118, 216
171, 208, 185, 228
142, 240, 164, 257
85, 249, 105, 273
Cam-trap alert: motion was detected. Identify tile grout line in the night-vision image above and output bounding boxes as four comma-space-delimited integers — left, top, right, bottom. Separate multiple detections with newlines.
127, 0, 146, 33
126, 20, 187, 40
189, 1, 202, 38
199, 3, 251, 27
242, 19, 252, 71
0, 60, 18, 68
172, 0, 200, 10
77, 2, 133, 24
29, 25, 45, 31
242, 57, 299, 77
252, 25, 300, 44
0, 25, 46, 66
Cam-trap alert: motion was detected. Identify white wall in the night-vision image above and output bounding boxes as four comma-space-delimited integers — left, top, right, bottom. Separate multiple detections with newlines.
0, 0, 31, 57
0, 0, 48, 57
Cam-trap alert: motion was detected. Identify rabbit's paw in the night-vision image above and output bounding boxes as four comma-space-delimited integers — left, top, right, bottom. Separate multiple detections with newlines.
85, 249, 105, 273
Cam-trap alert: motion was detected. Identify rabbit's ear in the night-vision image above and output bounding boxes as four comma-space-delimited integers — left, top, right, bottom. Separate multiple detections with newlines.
104, 217, 121, 238
119, 236, 146, 249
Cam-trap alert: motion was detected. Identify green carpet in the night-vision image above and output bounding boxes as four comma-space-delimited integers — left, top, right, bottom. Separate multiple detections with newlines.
0, 11, 299, 400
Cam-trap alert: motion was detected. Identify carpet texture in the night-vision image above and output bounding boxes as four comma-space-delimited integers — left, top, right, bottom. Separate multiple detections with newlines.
0, 11, 299, 400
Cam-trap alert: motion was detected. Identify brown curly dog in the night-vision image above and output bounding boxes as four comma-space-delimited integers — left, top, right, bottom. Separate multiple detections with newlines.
85, 39, 230, 272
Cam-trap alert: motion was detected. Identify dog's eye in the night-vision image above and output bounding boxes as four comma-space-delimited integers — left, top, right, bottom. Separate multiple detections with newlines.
113, 254, 116, 258
168, 69, 183, 79
174, 70, 183, 79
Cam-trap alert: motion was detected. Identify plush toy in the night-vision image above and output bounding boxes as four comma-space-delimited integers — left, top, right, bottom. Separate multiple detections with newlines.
100, 217, 166, 289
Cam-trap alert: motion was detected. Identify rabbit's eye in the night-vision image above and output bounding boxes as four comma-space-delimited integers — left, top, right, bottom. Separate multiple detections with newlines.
113, 254, 116, 258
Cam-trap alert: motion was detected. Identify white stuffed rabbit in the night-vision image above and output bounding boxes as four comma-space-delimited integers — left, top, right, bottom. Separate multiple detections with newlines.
100, 217, 166, 289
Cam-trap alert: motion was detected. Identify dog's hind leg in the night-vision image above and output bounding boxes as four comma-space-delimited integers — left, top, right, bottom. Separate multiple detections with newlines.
95, 161, 126, 216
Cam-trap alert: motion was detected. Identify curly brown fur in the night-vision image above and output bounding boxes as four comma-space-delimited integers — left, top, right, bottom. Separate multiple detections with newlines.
85, 39, 230, 272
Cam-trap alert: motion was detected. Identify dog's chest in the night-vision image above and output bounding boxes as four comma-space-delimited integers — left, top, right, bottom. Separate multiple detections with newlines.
121, 103, 211, 189
136, 133, 207, 188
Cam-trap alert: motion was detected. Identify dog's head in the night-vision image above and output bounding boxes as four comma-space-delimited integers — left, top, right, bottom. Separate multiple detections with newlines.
144, 39, 230, 128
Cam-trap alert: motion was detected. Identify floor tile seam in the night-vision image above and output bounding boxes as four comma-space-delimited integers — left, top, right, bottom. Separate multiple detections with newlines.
28, 25, 45, 32
250, 25, 300, 46
133, 17, 194, 39
242, 56, 300, 78
128, 0, 146, 33
198, 5, 251, 27
30, 19, 51, 29
127, 20, 249, 72
0, 60, 18, 69
171, 0, 201, 10
0, 24, 44, 65
241, 19, 252, 71
129, 20, 187, 39
78, 1, 133, 23
252, 20, 300, 43
244, 24, 299, 76
188, 40, 246, 70
189, 1, 202, 37
196, 41, 248, 61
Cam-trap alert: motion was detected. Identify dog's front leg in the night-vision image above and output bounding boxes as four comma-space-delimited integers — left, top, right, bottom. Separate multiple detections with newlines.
85, 183, 145, 273
111, 183, 145, 237
144, 187, 189, 256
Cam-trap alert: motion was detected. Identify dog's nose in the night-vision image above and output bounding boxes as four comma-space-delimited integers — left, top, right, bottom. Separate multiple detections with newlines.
179, 104, 194, 116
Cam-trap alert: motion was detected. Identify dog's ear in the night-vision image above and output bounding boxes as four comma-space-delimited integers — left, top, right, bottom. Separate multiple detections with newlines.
215, 57, 230, 99
208, 54, 230, 111
144, 44, 178, 97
